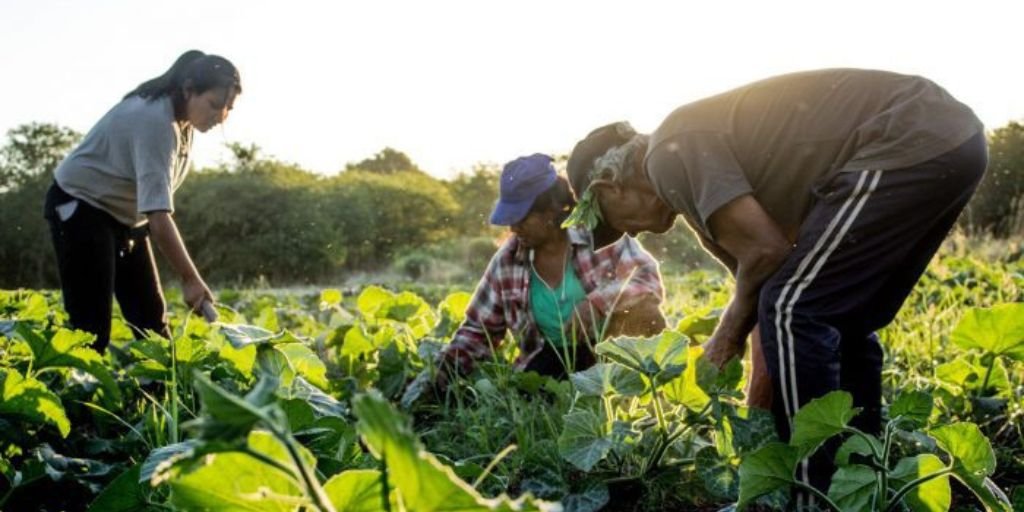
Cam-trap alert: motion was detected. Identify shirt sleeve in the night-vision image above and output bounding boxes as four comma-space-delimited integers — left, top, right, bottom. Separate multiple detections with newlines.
132, 117, 178, 215
439, 248, 511, 374
646, 132, 752, 240
585, 236, 665, 316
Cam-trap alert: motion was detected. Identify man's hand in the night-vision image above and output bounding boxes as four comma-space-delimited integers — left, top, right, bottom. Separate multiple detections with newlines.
702, 333, 745, 369
702, 195, 792, 372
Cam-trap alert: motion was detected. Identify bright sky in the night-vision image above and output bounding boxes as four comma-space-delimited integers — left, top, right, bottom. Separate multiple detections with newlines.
2, 0, 1022, 179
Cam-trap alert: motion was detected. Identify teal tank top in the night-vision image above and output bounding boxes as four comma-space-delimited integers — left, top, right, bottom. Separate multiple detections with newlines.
529, 257, 587, 348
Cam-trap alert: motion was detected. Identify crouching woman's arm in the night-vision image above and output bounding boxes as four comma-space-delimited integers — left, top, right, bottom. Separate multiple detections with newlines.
572, 236, 667, 340
435, 249, 511, 386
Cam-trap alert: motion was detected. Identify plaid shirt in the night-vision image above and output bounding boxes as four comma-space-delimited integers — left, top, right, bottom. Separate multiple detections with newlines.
441, 227, 664, 373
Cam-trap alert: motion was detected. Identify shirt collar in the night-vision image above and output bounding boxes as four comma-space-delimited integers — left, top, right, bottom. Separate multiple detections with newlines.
513, 226, 594, 263
566, 226, 592, 247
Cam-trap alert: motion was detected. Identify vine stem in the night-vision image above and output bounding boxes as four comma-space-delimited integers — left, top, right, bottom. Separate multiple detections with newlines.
884, 467, 955, 512
791, 480, 842, 512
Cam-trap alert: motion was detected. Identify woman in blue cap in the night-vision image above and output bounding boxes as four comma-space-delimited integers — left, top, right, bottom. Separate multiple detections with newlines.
436, 153, 666, 382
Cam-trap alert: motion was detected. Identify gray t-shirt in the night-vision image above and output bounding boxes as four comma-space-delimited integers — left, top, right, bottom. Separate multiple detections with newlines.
644, 68, 983, 239
54, 95, 192, 227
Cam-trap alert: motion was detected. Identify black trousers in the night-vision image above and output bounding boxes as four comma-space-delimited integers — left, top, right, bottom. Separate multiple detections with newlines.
756, 132, 987, 504
44, 183, 169, 352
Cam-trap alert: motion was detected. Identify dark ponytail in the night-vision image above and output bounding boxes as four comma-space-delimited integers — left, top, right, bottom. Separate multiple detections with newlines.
124, 50, 242, 110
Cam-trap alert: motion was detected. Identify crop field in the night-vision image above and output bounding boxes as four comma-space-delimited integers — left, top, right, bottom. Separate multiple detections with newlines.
0, 238, 1021, 512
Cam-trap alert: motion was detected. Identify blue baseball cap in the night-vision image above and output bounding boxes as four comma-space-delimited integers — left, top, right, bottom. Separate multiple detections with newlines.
489, 154, 558, 226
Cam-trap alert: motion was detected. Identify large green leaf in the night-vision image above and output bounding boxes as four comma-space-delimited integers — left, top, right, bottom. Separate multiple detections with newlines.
834, 434, 881, 466
385, 297, 417, 322
400, 369, 435, 410
730, 406, 779, 455
87, 464, 159, 512
275, 343, 329, 391
827, 464, 876, 511
935, 358, 979, 393
889, 391, 934, 430
357, 286, 393, 318
929, 422, 1011, 511
675, 308, 719, 339
561, 483, 609, 512
36, 444, 116, 490
696, 446, 738, 499
186, 372, 283, 443
220, 343, 257, 379
127, 336, 172, 378
936, 357, 1011, 396
951, 303, 1024, 361
17, 326, 121, 402
737, 442, 799, 509
342, 326, 377, 358
595, 331, 687, 384
789, 391, 859, 459
890, 454, 950, 512
15, 292, 49, 322
979, 358, 1012, 396
354, 284, 433, 334
139, 440, 202, 485
320, 288, 343, 309
254, 306, 281, 332
433, 292, 472, 338
219, 323, 287, 349
570, 363, 645, 397
0, 368, 70, 437
324, 469, 389, 512
288, 376, 347, 419
257, 348, 299, 395
558, 408, 613, 472
376, 342, 410, 399
353, 392, 557, 511
662, 345, 711, 410
929, 422, 995, 478
168, 430, 307, 511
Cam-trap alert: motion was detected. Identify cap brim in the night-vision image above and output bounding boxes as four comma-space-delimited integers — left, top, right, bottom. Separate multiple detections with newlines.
489, 199, 533, 226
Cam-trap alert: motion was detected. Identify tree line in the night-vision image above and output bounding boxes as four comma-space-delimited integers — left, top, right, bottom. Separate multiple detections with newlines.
1, 121, 1022, 289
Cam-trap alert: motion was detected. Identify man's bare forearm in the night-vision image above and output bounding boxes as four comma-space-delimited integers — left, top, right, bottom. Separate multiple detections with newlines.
747, 326, 773, 409
714, 244, 790, 348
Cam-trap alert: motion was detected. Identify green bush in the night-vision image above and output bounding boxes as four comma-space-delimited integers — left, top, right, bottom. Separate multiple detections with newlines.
963, 121, 1024, 236
394, 250, 434, 280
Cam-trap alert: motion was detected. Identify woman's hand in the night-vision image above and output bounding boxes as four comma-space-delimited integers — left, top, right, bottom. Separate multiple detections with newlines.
605, 296, 666, 337
182, 276, 214, 312
147, 211, 213, 312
